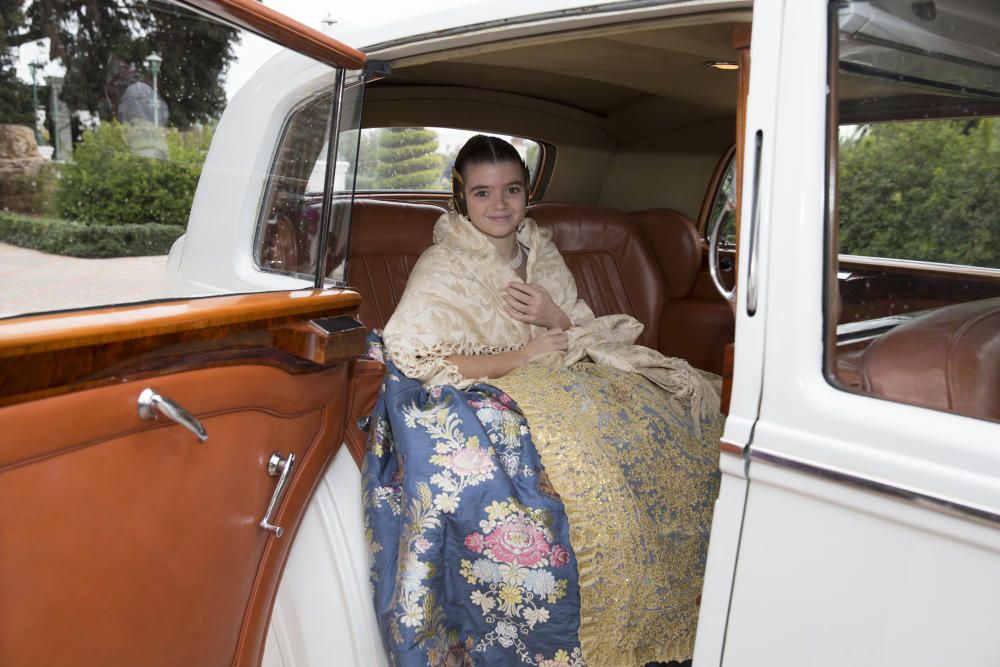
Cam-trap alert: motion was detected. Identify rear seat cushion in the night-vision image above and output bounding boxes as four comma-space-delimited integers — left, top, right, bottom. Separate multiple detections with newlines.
528, 203, 664, 349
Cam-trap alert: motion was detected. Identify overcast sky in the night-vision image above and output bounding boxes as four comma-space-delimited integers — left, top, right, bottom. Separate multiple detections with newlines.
15, 0, 470, 100
226, 0, 475, 99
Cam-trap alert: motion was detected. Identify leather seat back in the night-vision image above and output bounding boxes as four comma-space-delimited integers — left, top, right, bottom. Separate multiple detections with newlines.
630, 208, 734, 373
628, 208, 702, 300
528, 203, 664, 349
858, 297, 1000, 421
346, 199, 442, 330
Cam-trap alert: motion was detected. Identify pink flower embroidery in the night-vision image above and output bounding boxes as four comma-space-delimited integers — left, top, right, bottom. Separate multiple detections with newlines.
448, 446, 495, 477
485, 516, 551, 567
550, 544, 569, 568
465, 532, 485, 553
414, 537, 432, 553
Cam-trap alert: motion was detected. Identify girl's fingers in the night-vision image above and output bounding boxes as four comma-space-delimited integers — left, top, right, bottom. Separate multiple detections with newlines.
506, 306, 529, 321
506, 282, 537, 296
503, 293, 530, 312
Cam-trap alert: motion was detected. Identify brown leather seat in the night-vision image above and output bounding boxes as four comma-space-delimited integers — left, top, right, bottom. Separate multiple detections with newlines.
528, 203, 663, 349
854, 297, 1000, 421
630, 208, 734, 374
346, 199, 443, 330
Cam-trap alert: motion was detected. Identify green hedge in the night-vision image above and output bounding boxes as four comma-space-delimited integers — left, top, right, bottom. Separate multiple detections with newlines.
0, 211, 183, 258
56, 122, 212, 228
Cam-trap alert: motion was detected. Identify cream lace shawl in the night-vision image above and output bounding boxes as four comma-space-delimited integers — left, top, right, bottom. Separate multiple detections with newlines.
382, 211, 718, 421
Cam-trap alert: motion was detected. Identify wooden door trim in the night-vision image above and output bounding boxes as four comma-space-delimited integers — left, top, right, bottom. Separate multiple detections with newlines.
179, 0, 366, 70
0, 290, 365, 406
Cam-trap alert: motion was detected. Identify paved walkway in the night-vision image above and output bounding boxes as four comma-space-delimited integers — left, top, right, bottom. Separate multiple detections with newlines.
0, 243, 168, 318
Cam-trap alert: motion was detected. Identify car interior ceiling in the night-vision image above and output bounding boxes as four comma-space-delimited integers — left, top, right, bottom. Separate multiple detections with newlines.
363, 13, 748, 215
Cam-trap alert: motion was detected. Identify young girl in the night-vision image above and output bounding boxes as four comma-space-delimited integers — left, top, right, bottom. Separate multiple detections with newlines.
369, 135, 720, 667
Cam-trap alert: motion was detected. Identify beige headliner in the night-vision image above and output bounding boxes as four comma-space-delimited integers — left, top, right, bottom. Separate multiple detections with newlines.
365, 10, 750, 214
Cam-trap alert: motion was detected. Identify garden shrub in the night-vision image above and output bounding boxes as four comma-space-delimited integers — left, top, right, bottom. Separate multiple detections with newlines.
0, 211, 183, 257
839, 118, 1000, 268
56, 121, 213, 228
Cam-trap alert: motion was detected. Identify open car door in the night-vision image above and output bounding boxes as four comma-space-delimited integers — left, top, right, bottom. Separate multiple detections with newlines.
0, 2, 372, 664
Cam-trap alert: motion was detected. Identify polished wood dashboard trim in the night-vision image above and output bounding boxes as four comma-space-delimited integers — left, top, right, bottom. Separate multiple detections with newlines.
0, 290, 365, 407
179, 0, 367, 70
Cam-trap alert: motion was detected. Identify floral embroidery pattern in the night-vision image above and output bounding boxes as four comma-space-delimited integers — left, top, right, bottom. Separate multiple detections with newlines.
460, 499, 571, 660
402, 395, 497, 514
364, 349, 585, 666
469, 395, 533, 478
536, 648, 587, 667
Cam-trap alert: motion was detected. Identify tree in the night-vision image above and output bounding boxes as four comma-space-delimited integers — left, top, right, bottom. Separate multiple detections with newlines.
0, 0, 32, 124
375, 127, 443, 190
838, 118, 1000, 268
3, 0, 236, 128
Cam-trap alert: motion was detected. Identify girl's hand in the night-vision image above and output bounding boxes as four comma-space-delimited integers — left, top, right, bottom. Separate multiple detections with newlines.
503, 282, 572, 329
520, 327, 568, 362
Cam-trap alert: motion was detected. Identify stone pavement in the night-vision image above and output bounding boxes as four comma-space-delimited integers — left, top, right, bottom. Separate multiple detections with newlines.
0, 242, 168, 318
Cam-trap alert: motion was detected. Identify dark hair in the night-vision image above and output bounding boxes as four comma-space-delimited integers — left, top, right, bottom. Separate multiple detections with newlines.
451, 135, 529, 216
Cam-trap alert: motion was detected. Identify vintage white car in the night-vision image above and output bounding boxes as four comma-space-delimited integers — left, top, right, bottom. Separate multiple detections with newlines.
1, 0, 998, 665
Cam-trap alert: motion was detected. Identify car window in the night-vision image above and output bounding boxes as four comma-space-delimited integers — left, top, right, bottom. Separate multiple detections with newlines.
826, 0, 1000, 422
352, 127, 543, 193
0, 0, 357, 318
705, 154, 736, 246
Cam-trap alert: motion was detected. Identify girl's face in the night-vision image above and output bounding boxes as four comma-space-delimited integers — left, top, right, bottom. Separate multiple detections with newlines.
461, 160, 527, 244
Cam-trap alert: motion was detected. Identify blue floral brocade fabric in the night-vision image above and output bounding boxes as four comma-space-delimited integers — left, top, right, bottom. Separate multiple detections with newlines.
362, 339, 585, 667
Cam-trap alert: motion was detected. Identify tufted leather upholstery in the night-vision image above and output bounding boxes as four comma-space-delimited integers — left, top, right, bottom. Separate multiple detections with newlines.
346, 199, 442, 330
528, 203, 663, 349
852, 297, 1000, 421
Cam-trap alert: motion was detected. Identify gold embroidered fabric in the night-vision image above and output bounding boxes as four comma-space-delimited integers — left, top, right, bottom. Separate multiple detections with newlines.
493, 363, 722, 666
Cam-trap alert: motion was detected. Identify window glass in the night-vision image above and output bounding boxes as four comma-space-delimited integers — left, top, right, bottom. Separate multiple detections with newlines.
706, 155, 736, 246
839, 119, 999, 268
352, 128, 543, 192
827, 0, 1000, 422
0, 0, 347, 318
255, 92, 335, 280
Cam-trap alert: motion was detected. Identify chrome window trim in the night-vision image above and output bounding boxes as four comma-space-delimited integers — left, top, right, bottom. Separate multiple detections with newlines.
838, 254, 1000, 278
750, 447, 1000, 528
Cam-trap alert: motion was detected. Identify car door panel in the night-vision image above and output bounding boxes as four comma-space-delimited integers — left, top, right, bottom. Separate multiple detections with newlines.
0, 290, 363, 666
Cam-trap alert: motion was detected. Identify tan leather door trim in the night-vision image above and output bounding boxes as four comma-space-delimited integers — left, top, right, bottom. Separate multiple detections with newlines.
0, 363, 348, 667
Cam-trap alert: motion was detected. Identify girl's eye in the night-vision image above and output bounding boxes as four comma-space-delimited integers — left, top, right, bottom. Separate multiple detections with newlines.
472, 190, 489, 197
508, 186, 522, 194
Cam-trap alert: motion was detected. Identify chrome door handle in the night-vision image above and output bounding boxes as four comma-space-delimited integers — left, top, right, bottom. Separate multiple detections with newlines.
259, 452, 296, 537
746, 129, 764, 317
137, 388, 208, 442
